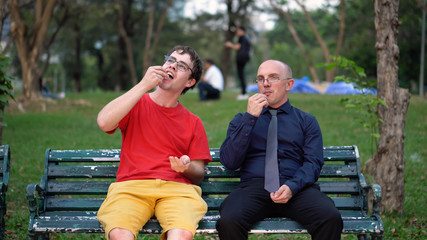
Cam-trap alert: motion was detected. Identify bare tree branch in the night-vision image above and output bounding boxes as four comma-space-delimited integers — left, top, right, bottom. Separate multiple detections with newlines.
142, 0, 155, 73
115, 0, 138, 86
295, 0, 333, 82
147, 0, 173, 65
329, 0, 346, 80
269, 0, 320, 83
415, 0, 427, 12
40, 1, 70, 77
142, 0, 174, 73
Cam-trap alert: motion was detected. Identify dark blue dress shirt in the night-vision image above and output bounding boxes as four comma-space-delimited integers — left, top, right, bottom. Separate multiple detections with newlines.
220, 100, 324, 195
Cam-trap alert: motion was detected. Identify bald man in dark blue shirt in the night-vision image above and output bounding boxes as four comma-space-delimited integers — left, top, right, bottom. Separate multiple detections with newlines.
216, 60, 343, 240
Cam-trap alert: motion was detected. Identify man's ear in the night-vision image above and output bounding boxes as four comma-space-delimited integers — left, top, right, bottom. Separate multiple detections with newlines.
286, 79, 295, 91
186, 78, 196, 88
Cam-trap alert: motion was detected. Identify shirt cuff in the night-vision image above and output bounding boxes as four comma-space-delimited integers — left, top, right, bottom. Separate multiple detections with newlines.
284, 181, 300, 196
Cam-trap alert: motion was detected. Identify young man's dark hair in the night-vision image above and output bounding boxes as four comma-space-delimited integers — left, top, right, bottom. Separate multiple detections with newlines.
167, 45, 203, 94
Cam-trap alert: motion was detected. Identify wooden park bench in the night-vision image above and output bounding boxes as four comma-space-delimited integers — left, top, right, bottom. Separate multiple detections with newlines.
0, 145, 11, 239
27, 145, 384, 239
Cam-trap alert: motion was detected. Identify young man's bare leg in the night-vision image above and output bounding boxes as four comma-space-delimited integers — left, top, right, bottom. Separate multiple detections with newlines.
109, 227, 135, 240
166, 228, 193, 240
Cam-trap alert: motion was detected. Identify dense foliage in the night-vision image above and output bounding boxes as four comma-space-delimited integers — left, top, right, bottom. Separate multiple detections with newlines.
0, 51, 14, 122
4, 0, 425, 94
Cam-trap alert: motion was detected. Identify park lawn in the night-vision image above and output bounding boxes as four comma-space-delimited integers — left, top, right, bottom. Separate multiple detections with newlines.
3, 91, 426, 239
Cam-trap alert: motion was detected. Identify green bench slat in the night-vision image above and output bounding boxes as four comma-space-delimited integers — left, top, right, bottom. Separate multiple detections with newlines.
46, 181, 244, 195
48, 165, 118, 178
249, 216, 382, 234
47, 164, 358, 178
31, 211, 381, 234
46, 198, 104, 211
47, 181, 112, 195
46, 180, 360, 195
46, 195, 364, 212
47, 147, 358, 163
323, 149, 357, 161
49, 149, 121, 162
203, 197, 364, 211
318, 181, 360, 194
319, 164, 357, 177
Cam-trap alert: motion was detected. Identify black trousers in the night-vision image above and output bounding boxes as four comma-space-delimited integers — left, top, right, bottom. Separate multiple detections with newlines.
216, 180, 343, 240
236, 56, 249, 95
198, 82, 220, 100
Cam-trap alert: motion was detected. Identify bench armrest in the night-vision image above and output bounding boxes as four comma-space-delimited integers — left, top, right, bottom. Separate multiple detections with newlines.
0, 182, 6, 193
26, 183, 45, 216
363, 183, 382, 215
358, 171, 382, 215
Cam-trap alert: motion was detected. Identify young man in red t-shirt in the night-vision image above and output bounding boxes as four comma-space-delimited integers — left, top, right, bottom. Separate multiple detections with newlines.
97, 46, 211, 240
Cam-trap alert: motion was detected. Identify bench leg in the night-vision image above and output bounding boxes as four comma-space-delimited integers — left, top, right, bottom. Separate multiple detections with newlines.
357, 233, 383, 240
0, 217, 4, 240
29, 232, 50, 240
371, 233, 383, 240
29, 231, 36, 240
357, 234, 368, 240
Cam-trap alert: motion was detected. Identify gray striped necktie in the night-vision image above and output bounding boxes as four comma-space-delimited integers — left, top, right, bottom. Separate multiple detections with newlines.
264, 109, 280, 193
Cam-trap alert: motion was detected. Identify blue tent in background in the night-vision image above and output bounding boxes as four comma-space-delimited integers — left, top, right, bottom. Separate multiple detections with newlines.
290, 76, 319, 94
325, 81, 377, 95
246, 84, 259, 93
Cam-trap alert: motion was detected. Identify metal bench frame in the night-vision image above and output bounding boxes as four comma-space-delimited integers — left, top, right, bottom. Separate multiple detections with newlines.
0, 145, 11, 239
27, 145, 384, 239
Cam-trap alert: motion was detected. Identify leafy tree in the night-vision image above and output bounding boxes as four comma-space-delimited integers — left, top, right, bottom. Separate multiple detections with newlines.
269, 0, 345, 82
398, 0, 425, 90
341, 1, 377, 81
9, 0, 69, 102
0, 50, 14, 144
321, 56, 385, 153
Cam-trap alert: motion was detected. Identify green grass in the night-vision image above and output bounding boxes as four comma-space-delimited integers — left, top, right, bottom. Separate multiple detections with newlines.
3, 91, 426, 239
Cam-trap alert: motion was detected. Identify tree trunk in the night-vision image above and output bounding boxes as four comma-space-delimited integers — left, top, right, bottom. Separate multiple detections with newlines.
330, 0, 346, 80
142, 0, 173, 74
142, 0, 154, 73
365, 0, 411, 213
222, 0, 254, 89
9, 0, 57, 102
295, 0, 333, 82
117, 0, 136, 88
0, 0, 6, 42
73, 21, 82, 92
221, 0, 235, 88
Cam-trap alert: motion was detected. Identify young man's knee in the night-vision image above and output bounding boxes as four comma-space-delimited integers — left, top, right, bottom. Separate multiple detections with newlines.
109, 227, 135, 240
166, 228, 193, 240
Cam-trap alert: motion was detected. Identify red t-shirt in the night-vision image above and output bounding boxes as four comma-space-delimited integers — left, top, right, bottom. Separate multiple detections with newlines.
108, 94, 212, 184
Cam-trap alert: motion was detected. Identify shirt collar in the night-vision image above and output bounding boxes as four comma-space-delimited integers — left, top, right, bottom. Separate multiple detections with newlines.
262, 99, 291, 115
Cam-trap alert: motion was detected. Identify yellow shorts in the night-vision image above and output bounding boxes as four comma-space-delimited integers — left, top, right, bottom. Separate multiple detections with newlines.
97, 179, 207, 240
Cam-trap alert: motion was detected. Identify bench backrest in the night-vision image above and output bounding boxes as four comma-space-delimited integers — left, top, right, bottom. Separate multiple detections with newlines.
41, 146, 367, 214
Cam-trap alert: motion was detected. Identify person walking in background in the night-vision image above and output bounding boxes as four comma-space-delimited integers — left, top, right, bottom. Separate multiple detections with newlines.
225, 26, 251, 100
216, 60, 343, 240
96, 45, 212, 240
198, 58, 224, 101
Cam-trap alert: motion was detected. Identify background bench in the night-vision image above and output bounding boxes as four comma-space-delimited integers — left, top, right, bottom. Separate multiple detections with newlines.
0, 144, 11, 239
27, 145, 384, 239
